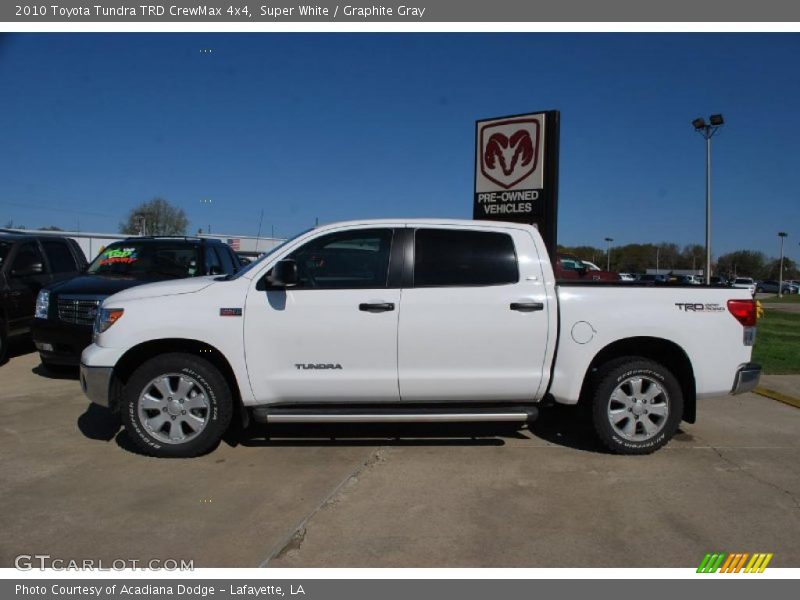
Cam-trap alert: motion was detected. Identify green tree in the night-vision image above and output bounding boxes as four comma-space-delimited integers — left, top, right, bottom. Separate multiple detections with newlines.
680, 244, 705, 271
762, 257, 798, 280
615, 243, 659, 273
716, 250, 767, 279
120, 197, 188, 236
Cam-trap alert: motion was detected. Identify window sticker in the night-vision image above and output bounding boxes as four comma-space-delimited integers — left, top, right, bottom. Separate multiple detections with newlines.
99, 247, 138, 266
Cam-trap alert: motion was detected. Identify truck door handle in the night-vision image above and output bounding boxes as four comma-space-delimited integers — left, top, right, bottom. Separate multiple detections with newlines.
359, 302, 395, 313
510, 302, 544, 312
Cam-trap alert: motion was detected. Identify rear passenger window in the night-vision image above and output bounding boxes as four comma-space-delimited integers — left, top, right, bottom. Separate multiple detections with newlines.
414, 229, 518, 287
42, 241, 77, 274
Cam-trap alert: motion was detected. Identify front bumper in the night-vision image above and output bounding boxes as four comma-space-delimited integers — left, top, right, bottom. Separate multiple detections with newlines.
731, 362, 762, 395
32, 318, 93, 366
80, 363, 113, 407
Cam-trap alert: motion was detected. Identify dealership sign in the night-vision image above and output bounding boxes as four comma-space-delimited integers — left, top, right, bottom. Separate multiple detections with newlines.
474, 110, 560, 255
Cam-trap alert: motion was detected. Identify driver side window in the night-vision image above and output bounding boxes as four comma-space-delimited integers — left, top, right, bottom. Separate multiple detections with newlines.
285, 229, 394, 290
11, 242, 46, 277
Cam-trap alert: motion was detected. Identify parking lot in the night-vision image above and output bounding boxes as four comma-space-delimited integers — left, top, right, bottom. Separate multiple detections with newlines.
2, 344, 799, 568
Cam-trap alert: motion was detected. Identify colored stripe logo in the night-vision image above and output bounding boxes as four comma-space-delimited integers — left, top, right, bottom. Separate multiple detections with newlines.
697, 553, 773, 573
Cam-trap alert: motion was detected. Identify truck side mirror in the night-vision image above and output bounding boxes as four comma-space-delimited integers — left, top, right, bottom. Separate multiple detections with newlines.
270, 259, 298, 287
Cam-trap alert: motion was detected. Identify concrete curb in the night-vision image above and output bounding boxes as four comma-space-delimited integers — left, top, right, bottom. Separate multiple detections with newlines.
754, 387, 800, 409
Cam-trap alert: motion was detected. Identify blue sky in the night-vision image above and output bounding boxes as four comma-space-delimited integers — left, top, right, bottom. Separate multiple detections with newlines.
0, 33, 798, 259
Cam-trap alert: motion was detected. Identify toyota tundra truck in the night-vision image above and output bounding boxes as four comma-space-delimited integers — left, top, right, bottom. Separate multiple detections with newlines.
79, 219, 761, 458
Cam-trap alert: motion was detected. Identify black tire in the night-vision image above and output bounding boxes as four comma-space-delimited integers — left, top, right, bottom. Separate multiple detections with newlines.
0, 320, 8, 364
121, 353, 233, 458
591, 357, 683, 455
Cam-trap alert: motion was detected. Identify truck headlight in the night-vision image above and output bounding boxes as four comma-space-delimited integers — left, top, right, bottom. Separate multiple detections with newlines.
35, 290, 50, 319
94, 307, 124, 336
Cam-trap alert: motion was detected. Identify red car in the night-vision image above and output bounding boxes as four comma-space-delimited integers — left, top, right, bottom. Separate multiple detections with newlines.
555, 253, 620, 282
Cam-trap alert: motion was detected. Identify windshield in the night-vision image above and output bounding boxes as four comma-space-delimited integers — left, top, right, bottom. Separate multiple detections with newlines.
86, 242, 202, 279
0, 241, 10, 268
231, 228, 313, 279
735, 278, 753, 284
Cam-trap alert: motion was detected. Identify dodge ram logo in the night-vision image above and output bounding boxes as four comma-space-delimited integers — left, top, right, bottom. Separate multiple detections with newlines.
480, 118, 541, 189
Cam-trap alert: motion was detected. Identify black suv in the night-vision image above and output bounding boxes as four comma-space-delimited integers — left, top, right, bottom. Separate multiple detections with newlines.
33, 236, 240, 368
0, 232, 87, 363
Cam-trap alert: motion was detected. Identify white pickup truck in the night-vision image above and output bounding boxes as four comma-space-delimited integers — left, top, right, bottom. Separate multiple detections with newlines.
80, 219, 761, 458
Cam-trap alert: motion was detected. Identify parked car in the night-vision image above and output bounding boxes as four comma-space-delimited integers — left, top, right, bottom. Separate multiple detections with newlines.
80, 219, 759, 458
756, 280, 794, 294
33, 236, 241, 369
236, 253, 255, 266
555, 253, 620, 281
639, 273, 669, 284
731, 277, 757, 296
710, 276, 729, 286
666, 274, 703, 285
618, 272, 637, 282
0, 232, 86, 363
582, 260, 602, 271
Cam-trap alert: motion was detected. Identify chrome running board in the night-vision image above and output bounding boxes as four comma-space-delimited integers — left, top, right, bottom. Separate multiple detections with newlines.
251, 404, 538, 424
265, 412, 530, 423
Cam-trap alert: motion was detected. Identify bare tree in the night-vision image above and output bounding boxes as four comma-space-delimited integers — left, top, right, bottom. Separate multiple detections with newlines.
120, 198, 188, 236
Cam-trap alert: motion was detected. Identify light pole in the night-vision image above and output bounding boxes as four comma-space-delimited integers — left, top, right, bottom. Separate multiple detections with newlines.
200, 198, 212, 234
134, 213, 146, 236
656, 246, 660, 275
692, 114, 724, 284
604, 237, 613, 272
778, 232, 788, 297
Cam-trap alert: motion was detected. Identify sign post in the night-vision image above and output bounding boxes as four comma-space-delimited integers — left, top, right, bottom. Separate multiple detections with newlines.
473, 110, 560, 256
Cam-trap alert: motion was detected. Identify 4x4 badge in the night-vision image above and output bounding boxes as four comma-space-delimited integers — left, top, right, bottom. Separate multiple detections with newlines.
219, 308, 243, 317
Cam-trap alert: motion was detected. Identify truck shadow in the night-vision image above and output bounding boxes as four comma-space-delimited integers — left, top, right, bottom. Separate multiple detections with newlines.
77, 403, 122, 441
526, 404, 607, 453
236, 422, 522, 447
1, 337, 36, 366
31, 363, 80, 380
235, 406, 609, 452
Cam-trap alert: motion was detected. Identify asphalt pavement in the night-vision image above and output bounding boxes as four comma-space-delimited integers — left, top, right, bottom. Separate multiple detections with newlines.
1, 345, 799, 568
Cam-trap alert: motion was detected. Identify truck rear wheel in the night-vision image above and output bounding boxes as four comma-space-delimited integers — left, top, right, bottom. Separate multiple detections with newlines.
591, 357, 683, 455
121, 353, 233, 458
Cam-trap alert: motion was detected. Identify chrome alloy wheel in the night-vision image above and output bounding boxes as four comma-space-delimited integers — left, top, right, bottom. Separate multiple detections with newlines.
606, 375, 669, 442
137, 373, 210, 444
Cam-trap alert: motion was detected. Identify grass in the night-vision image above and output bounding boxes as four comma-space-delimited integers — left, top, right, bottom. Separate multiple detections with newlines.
752, 311, 800, 374
760, 294, 800, 304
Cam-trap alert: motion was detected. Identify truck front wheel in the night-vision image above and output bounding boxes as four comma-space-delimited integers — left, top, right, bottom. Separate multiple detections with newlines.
591, 357, 683, 455
121, 353, 233, 458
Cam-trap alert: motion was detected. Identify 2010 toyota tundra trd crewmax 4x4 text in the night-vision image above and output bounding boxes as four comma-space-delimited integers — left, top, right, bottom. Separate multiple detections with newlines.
79, 219, 761, 458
